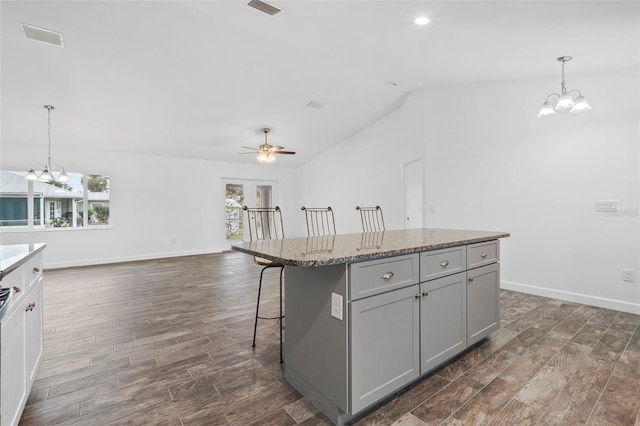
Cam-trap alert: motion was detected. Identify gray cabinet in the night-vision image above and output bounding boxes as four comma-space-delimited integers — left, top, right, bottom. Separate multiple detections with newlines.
420, 272, 467, 374
284, 240, 501, 425
350, 285, 420, 414
467, 263, 500, 346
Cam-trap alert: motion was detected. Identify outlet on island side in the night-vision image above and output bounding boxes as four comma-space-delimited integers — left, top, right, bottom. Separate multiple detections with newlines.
622, 269, 635, 283
331, 292, 343, 320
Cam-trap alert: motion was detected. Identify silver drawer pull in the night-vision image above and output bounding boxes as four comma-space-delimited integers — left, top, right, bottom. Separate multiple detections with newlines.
480, 252, 488, 258
33, 267, 40, 274
381, 271, 394, 280
440, 260, 449, 267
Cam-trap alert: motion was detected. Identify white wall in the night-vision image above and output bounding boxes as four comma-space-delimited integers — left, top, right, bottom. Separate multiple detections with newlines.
290, 90, 425, 236
0, 143, 297, 268
423, 66, 640, 314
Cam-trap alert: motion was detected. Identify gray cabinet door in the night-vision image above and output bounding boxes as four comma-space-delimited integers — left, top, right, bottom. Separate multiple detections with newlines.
467, 263, 500, 346
350, 285, 420, 414
420, 272, 467, 374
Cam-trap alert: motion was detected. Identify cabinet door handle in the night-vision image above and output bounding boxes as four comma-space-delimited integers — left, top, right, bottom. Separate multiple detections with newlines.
381, 271, 394, 280
414, 294, 421, 299
468, 277, 474, 283
26, 302, 35, 312
422, 291, 429, 297
440, 260, 449, 267
33, 267, 40, 273
12, 286, 22, 293
480, 252, 488, 258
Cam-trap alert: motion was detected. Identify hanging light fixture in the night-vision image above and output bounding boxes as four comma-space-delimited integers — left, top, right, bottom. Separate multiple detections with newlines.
538, 56, 591, 118
26, 105, 69, 182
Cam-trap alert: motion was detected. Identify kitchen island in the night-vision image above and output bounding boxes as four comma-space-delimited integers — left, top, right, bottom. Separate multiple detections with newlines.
232, 228, 509, 425
0, 243, 46, 426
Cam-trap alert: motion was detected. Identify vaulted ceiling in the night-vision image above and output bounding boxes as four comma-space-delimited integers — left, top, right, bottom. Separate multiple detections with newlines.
2, 1, 638, 167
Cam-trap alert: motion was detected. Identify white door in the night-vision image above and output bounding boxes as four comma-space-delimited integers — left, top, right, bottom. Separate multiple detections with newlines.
403, 159, 423, 229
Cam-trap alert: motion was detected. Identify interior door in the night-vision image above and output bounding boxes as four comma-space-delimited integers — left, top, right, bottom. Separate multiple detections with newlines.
403, 159, 423, 229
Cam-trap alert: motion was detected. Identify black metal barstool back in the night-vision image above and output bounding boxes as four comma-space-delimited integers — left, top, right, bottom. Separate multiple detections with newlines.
355, 205, 385, 232
300, 206, 336, 236
242, 205, 285, 363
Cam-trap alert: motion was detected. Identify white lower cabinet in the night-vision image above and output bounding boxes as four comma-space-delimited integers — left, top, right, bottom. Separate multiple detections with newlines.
1, 254, 44, 426
1, 302, 28, 426
26, 279, 44, 384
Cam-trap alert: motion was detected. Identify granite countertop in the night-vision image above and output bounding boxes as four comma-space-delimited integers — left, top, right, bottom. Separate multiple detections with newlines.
231, 228, 510, 267
0, 243, 47, 281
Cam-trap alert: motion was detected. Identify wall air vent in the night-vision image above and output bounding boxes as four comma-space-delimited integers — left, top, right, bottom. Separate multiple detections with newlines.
22, 24, 64, 47
247, 0, 283, 16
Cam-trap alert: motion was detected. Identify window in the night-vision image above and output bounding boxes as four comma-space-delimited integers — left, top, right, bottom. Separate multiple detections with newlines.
0, 170, 111, 230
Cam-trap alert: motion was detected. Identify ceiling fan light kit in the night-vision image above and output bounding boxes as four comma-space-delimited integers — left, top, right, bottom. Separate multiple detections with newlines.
240, 128, 296, 163
538, 56, 591, 117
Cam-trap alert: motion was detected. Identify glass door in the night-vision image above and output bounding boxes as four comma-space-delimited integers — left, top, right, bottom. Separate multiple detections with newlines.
223, 179, 278, 246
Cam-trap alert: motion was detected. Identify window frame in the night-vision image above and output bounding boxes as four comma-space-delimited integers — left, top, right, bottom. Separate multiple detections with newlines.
0, 170, 112, 233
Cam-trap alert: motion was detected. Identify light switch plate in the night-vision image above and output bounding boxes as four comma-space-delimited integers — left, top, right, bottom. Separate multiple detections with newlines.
331, 293, 343, 320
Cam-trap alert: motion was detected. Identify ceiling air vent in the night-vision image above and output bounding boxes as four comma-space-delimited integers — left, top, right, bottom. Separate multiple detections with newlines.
22, 24, 64, 48
247, 0, 283, 16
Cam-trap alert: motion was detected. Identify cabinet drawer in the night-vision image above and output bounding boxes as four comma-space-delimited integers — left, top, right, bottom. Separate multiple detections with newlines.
25, 253, 43, 289
1, 265, 27, 308
349, 254, 419, 300
467, 240, 499, 269
420, 246, 466, 282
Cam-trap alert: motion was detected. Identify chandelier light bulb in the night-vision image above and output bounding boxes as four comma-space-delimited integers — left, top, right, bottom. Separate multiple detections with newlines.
39, 168, 52, 182
26, 169, 38, 180
570, 96, 592, 113
537, 101, 557, 117
555, 94, 575, 111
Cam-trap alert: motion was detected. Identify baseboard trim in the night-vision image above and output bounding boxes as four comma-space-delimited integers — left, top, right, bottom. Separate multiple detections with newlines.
45, 248, 226, 270
501, 280, 640, 315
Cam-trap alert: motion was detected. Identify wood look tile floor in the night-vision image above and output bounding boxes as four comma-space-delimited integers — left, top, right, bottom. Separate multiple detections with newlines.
19, 251, 640, 426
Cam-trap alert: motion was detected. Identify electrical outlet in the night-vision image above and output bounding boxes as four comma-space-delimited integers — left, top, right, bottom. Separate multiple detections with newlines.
623, 269, 635, 282
596, 200, 618, 212
331, 293, 343, 320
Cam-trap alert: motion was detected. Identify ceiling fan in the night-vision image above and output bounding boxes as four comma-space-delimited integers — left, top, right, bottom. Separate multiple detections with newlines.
240, 128, 296, 163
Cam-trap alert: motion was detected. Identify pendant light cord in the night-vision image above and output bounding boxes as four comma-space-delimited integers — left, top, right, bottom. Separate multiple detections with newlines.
47, 106, 53, 169
560, 60, 566, 95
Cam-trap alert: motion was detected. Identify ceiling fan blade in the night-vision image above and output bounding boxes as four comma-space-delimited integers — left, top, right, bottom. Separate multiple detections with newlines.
238, 152, 257, 154
241, 146, 259, 151
271, 145, 285, 151
274, 151, 296, 155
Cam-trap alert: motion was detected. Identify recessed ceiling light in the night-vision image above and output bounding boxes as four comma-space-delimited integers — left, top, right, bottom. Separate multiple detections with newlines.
414, 16, 430, 26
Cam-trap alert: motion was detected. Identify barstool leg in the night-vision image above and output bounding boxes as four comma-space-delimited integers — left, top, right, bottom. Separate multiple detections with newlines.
279, 266, 284, 363
253, 267, 267, 347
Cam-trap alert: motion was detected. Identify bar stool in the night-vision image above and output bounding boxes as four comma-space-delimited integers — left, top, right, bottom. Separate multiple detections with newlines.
242, 205, 285, 363
300, 206, 336, 236
355, 205, 385, 232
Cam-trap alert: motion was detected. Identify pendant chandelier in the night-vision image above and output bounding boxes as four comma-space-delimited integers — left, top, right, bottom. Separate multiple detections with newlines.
26, 105, 69, 183
538, 56, 591, 117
